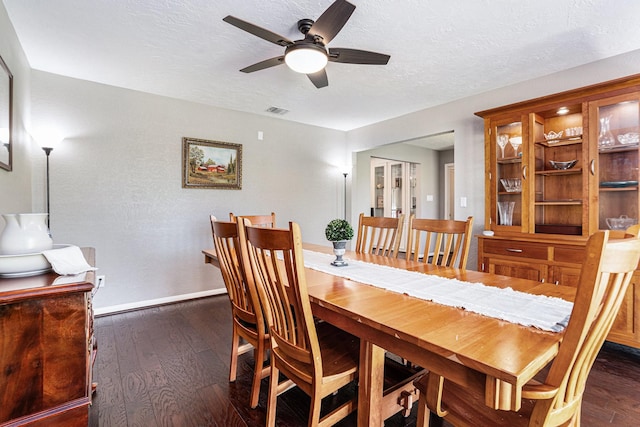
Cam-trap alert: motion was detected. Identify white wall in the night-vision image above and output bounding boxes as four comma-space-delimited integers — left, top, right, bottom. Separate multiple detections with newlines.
0, 4, 32, 214
28, 71, 347, 312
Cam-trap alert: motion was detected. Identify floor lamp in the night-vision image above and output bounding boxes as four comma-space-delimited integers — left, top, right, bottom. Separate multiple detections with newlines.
343, 172, 348, 220
42, 146, 53, 231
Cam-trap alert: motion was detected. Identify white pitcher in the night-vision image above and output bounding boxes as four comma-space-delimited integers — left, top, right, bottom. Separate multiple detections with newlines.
0, 213, 53, 255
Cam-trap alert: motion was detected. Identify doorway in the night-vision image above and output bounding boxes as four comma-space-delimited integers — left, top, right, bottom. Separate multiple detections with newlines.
352, 131, 454, 225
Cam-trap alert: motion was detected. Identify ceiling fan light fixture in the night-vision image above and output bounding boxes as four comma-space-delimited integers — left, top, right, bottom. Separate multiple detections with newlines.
284, 43, 328, 74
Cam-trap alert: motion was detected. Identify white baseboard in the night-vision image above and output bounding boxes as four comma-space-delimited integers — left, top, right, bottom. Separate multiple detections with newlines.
94, 288, 228, 316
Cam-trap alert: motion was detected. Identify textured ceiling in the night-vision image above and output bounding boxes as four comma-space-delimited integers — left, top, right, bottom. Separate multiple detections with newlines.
4, 0, 640, 131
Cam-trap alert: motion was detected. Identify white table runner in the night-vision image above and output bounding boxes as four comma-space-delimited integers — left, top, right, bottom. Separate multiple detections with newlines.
302, 250, 573, 332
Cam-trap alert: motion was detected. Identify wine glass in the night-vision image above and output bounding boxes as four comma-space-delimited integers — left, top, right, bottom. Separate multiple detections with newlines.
509, 136, 522, 156
497, 134, 509, 159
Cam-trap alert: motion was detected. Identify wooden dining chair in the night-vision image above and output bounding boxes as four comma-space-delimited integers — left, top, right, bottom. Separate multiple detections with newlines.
211, 219, 270, 409
229, 211, 276, 228
627, 223, 640, 236
209, 215, 218, 245
413, 230, 640, 427
237, 219, 360, 427
355, 212, 405, 257
405, 215, 474, 269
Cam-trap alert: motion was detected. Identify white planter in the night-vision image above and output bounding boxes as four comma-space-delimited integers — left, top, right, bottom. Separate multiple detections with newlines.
0, 213, 53, 255
331, 240, 348, 266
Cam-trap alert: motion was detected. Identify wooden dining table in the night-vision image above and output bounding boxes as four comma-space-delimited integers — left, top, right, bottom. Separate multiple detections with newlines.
203, 244, 576, 427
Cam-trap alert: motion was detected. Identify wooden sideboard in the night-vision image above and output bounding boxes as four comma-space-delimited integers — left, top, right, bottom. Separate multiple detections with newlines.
478, 234, 639, 348
476, 74, 640, 349
0, 249, 95, 426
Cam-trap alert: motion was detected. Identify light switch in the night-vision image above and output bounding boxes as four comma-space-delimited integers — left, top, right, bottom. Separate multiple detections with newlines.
426, 195, 434, 201
460, 197, 467, 207
258, 131, 264, 140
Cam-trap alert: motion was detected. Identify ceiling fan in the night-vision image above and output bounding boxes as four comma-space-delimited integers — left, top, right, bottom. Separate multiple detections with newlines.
223, 0, 390, 89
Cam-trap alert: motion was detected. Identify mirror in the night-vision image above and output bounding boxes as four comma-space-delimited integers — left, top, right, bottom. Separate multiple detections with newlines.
0, 54, 13, 171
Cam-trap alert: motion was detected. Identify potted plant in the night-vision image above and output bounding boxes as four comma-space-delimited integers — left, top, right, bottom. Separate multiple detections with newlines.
325, 219, 354, 267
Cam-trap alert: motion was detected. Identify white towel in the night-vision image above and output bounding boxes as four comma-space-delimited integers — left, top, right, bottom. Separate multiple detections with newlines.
53, 272, 88, 285
42, 245, 97, 275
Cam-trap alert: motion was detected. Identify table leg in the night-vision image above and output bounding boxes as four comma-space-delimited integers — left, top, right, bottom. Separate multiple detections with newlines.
485, 376, 520, 411
358, 340, 385, 427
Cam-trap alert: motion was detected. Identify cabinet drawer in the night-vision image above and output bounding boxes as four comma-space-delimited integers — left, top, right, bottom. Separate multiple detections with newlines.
483, 240, 548, 260
553, 246, 584, 265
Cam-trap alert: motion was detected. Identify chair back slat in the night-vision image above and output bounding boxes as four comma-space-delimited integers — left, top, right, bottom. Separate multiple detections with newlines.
230, 212, 276, 228
406, 215, 473, 269
356, 213, 405, 258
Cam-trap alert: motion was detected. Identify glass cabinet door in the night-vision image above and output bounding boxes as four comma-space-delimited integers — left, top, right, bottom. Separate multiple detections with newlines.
370, 158, 405, 218
530, 105, 586, 236
591, 95, 640, 231
370, 159, 419, 221
493, 120, 524, 230
409, 163, 418, 218
390, 162, 404, 218
372, 163, 385, 217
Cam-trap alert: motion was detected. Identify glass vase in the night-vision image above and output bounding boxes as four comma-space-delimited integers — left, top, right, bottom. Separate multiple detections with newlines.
497, 201, 515, 226
598, 115, 615, 148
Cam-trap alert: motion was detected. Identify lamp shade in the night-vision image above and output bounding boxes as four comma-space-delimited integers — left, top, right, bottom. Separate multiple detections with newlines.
284, 43, 328, 74
31, 129, 63, 150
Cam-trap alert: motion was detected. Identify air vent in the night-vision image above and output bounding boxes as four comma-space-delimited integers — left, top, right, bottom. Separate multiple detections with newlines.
265, 106, 289, 115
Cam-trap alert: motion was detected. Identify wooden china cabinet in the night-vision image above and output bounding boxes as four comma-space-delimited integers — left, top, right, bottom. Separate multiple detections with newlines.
476, 74, 640, 348
0, 249, 96, 426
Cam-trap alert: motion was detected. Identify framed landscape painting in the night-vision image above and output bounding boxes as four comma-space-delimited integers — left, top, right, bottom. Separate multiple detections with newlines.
182, 137, 242, 189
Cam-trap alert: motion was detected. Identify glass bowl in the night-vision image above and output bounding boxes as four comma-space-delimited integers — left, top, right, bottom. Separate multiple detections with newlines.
606, 215, 636, 230
549, 160, 577, 170
544, 131, 563, 141
500, 178, 521, 192
617, 132, 639, 145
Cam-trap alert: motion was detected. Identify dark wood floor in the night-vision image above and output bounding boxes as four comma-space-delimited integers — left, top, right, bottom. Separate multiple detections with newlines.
90, 295, 640, 426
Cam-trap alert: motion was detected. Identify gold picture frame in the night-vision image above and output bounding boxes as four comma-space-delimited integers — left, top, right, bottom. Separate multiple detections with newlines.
182, 137, 242, 189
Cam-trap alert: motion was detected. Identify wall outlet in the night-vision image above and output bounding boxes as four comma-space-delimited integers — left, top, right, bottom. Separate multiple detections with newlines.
97, 275, 106, 288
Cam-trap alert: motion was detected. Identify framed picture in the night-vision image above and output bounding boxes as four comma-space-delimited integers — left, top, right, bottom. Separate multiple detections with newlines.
182, 137, 242, 189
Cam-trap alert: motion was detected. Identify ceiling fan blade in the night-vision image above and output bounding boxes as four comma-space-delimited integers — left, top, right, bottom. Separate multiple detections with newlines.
223, 16, 292, 47
328, 48, 390, 65
240, 56, 285, 73
307, 69, 328, 88
309, 0, 355, 44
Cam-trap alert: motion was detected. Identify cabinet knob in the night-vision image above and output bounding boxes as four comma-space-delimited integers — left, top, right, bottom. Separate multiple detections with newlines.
505, 248, 523, 253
